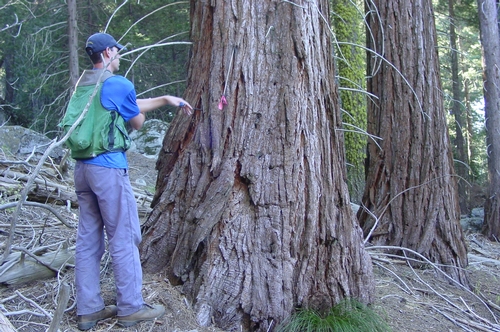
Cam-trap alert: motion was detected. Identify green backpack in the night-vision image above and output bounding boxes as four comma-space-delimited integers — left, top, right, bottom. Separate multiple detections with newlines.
60, 70, 131, 159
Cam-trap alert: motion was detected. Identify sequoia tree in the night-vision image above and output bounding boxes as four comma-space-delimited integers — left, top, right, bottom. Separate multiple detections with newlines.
477, 0, 500, 239
357, 0, 469, 284
140, 0, 374, 330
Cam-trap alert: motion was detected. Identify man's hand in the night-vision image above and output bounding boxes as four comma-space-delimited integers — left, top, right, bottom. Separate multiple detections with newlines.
178, 101, 193, 115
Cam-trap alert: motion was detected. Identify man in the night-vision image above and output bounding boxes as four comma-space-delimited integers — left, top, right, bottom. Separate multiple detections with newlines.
65, 32, 193, 330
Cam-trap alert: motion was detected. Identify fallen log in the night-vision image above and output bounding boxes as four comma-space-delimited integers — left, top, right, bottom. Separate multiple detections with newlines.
468, 253, 500, 267
0, 170, 152, 208
0, 170, 78, 207
28, 185, 78, 207
0, 247, 75, 285
0, 311, 16, 332
1, 170, 72, 192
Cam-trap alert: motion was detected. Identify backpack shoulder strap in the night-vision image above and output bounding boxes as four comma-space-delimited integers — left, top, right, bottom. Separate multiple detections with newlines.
77, 69, 114, 87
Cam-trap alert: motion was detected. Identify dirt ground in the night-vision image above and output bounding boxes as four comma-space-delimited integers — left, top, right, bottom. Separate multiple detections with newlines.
1, 151, 500, 332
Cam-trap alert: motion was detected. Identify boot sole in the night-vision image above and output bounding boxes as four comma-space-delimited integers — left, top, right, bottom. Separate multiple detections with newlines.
117, 305, 165, 327
77, 321, 97, 331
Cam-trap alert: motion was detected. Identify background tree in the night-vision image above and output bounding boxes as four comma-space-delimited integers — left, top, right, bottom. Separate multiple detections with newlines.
477, 0, 500, 239
140, 0, 374, 330
358, 0, 468, 284
0, 0, 190, 134
67, 0, 79, 90
0, 1, 72, 133
332, 0, 367, 204
434, 0, 486, 212
108, 1, 191, 122
446, 0, 470, 214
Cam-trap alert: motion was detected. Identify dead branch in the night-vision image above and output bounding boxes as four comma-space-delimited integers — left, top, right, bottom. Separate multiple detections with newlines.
368, 245, 500, 331
47, 282, 70, 332
0, 160, 33, 167
454, 315, 500, 332
0, 201, 75, 228
14, 290, 52, 319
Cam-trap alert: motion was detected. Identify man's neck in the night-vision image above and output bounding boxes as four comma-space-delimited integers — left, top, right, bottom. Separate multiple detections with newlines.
93, 63, 104, 70
92, 62, 113, 72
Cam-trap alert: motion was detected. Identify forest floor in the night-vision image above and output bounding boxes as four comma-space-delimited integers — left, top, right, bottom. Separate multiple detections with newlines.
1, 151, 500, 332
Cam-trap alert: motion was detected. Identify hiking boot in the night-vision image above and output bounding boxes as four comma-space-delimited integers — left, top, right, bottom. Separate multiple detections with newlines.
117, 303, 165, 327
77, 305, 117, 331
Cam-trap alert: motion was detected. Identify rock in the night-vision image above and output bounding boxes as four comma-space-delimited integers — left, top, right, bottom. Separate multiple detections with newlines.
459, 207, 484, 233
135, 178, 147, 186
460, 216, 483, 233
0, 125, 66, 162
128, 119, 169, 157
0, 120, 169, 162
471, 207, 484, 218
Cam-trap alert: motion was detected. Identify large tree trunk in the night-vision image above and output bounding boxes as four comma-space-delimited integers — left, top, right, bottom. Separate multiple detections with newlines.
478, 0, 500, 239
140, 0, 374, 330
358, 0, 469, 285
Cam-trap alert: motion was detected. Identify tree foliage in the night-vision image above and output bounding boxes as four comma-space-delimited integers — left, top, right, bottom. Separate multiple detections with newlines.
1, 1, 68, 132
0, 0, 190, 135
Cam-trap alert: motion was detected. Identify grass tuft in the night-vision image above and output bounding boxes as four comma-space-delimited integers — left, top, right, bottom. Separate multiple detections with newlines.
276, 299, 391, 332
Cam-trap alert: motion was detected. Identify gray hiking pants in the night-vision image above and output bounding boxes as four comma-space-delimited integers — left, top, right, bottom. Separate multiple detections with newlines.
74, 162, 145, 316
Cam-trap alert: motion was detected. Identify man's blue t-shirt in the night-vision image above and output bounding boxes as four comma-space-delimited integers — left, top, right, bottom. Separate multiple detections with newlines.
83, 75, 140, 169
